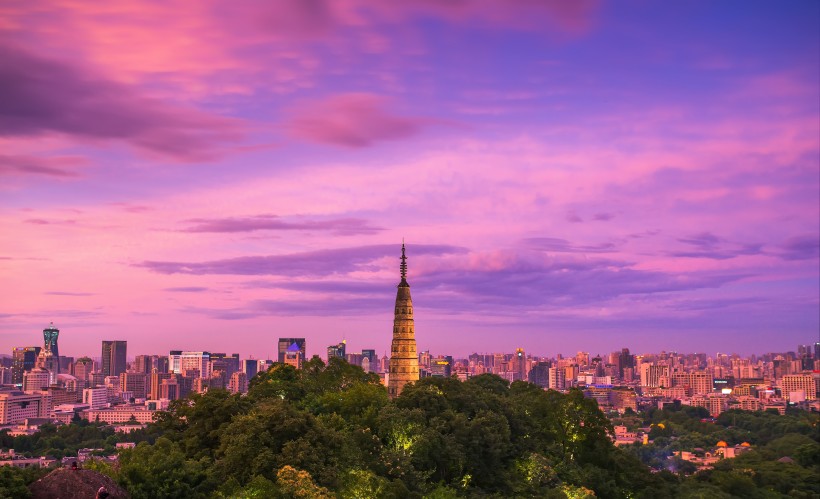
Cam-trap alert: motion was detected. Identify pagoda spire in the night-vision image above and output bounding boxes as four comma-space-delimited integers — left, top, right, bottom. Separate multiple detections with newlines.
399, 240, 408, 286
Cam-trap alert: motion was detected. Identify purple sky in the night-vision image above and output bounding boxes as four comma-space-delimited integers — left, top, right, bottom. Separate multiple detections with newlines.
1, 1, 818, 359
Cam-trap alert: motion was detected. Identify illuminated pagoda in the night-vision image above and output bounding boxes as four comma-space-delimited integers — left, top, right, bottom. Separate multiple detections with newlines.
388, 243, 419, 398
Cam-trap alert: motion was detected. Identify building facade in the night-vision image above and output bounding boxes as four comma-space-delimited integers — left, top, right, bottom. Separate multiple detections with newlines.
101, 341, 127, 377
277, 338, 306, 364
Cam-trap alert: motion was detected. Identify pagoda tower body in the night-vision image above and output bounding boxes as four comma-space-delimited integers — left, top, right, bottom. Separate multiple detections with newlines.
388, 243, 419, 398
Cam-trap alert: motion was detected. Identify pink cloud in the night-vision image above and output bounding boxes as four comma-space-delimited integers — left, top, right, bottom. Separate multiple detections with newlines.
286, 93, 429, 147
0, 42, 243, 161
0, 154, 86, 178
1, 1, 599, 98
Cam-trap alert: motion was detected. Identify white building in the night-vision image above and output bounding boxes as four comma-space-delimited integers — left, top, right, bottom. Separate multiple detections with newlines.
170, 351, 211, 378
548, 367, 565, 390
82, 387, 108, 409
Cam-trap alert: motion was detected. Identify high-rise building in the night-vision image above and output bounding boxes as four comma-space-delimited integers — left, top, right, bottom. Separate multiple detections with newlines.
134, 355, 154, 374
156, 355, 169, 373
11, 347, 40, 385
346, 353, 364, 367
119, 372, 148, 399
149, 371, 173, 400
528, 362, 550, 388
327, 341, 346, 361
640, 364, 670, 388
169, 351, 211, 378
430, 356, 452, 377
388, 243, 419, 398
278, 338, 306, 364
242, 359, 258, 379
73, 357, 93, 390
101, 341, 127, 377
548, 367, 566, 391
511, 348, 527, 381
210, 353, 240, 379
283, 344, 303, 369
159, 378, 180, 400
670, 370, 714, 395
781, 374, 817, 401
619, 348, 634, 379
36, 323, 61, 381
361, 349, 377, 373
228, 372, 248, 394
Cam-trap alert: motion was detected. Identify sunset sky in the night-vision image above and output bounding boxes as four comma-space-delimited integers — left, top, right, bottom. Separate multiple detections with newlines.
1, 1, 818, 359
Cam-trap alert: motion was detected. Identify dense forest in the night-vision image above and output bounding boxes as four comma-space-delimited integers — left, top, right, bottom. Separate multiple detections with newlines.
2, 358, 818, 498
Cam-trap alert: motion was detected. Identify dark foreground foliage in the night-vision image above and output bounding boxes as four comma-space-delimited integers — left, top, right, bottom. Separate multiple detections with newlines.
1, 358, 817, 498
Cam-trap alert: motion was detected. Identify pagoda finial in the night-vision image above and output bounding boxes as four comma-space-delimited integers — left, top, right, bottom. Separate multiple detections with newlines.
400, 241, 407, 281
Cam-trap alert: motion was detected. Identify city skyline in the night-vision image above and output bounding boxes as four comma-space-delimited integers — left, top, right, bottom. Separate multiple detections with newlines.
1, 2, 819, 357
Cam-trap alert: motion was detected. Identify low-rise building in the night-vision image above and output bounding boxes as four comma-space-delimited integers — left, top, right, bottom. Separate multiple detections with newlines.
83, 405, 157, 424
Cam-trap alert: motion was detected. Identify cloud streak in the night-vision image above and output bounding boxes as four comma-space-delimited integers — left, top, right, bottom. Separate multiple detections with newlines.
181, 215, 383, 235
140, 244, 467, 277
0, 154, 85, 178
286, 93, 429, 147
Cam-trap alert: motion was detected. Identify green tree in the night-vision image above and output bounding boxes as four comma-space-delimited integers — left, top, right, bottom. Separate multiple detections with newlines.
0, 466, 37, 499
116, 437, 211, 498
276, 465, 334, 499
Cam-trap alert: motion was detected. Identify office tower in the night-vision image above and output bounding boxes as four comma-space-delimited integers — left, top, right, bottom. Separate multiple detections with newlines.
327, 341, 346, 361
73, 357, 93, 390
242, 359, 258, 379
512, 348, 527, 381
149, 371, 173, 400
156, 355, 169, 373
134, 355, 154, 374
548, 367, 566, 390
101, 341, 127, 377
670, 370, 714, 395
160, 378, 180, 400
619, 348, 634, 378
528, 362, 550, 388
361, 349, 377, 372
641, 364, 670, 388
283, 344, 303, 369
37, 323, 60, 379
388, 243, 419, 398
346, 353, 364, 367
119, 372, 147, 399
278, 338, 306, 364
430, 356, 453, 377
781, 374, 817, 401
258, 359, 273, 374
11, 347, 40, 385
228, 372, 248, 394
169, 351, 211, 378
419, 350, 432, 370
210, 353, 240, 379
59, 356, 73, 373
